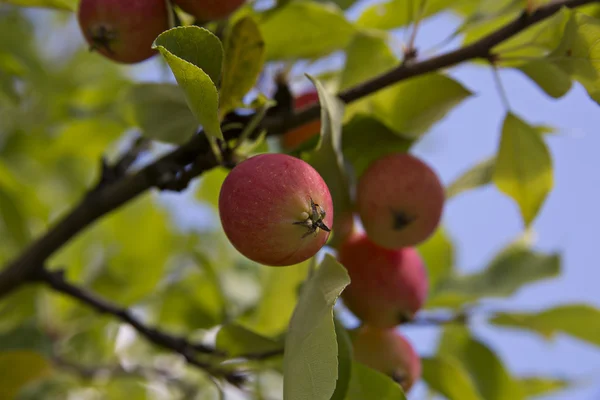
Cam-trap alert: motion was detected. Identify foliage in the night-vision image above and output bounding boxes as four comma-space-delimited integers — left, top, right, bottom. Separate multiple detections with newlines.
0, 0, 599, 399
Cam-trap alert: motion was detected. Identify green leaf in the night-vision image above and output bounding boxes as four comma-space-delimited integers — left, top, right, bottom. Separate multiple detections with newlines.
422, 356, 482, 400
490, 304, 600, 347
518, 376, 571, 398
126, 83, 198, 145
0, 187, 30, 249
546, 10, 600, 103
196, 166, 229, 210
493, 113, 553, 226
304, 75, 353, 238
2, 0, 76, 11
340, 30, 397, 91
437, 326, 524, 400
417, 226, 454, 291
153, 26, 224, 140
516, 60, 573, 99
219, 16, 266, 116
341, 114, 413, 178
282, 255, 350, 400
240, 259, 310, 337
259, 1, 356, 61
370, 73, 472, 139
330, 318, 353, 400
344, 361, 407, 400
356, 0, 455, 30
216, 324, 282, 358
429, 236, 560, 308
446, 157, 495, 199
0, 350, 52, 399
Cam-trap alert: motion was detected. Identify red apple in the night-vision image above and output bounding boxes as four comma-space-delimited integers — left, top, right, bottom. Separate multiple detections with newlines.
219, 153, 333, 266
77, 0, 170, 64
339, 230, 428, 327
172, 0, 246, 22
352, 326, 421, 393
282, 90, 321, 150
357, 153, 444, 249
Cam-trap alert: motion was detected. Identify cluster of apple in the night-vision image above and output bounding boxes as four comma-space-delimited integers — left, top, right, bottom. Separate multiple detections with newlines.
76, 0, 245, 64
219, 109, 444, 392
339, 150, 444, 393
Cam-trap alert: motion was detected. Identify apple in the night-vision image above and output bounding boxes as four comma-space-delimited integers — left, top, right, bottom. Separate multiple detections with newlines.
77, 0, 170, 64
219, 153, 333, 266
338, 230, 428, 327
351, 325, 421, 393
357, 153, 444, 249
172, 0, 245, 22
281, 90, 321, 150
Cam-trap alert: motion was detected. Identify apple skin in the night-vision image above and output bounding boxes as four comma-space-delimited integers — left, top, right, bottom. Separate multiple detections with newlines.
282, 90, 321, 150
338, 230, 428, 327
357, 153, 445, 249
77, 0, 169, 64
351, 326, 421, 393
219, 153, 333, 266
172, 0, 246, 21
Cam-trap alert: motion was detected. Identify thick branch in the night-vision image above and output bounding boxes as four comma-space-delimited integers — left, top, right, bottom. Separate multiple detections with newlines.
32, 269, 234, 380
0, 0, 592, 299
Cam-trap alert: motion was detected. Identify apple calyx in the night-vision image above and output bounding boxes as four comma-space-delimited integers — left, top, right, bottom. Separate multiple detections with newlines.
87, 24, 118, 54
293, 197, 331, 238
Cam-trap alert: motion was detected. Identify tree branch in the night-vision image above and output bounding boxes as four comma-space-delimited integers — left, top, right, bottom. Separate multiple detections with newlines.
31, 268, 240, 382
0, 0, 592, 313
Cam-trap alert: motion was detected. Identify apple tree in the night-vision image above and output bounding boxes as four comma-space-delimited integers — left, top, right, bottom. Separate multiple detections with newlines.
0, 0, 599, 399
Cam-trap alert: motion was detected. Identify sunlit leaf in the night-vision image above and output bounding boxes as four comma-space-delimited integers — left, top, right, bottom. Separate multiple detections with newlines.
369, 73, 472, 139
429, 235, 560, 308
417, 226, 454, 291
258, 1, 356, 61
422, 356, 482, 400
490, 304, 600, 346
153, 26, 224, 139
438, 326, 525, 400
219, 16, 266, 116
446, 157, 495, 199
519, 376, 571, 398
282, 255, 350, 400
240, 259, 310, 337
516, 60, 573, 99
356, 0, 457, 30
493, 113, 553, 226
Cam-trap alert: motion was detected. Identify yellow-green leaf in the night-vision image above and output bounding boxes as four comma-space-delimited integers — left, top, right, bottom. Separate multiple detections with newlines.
422, 356, 483, 400
491, 304, 600, 346
219, 16, 266, 116
153, 26, 224, 140
259, 1, 356, 61
446, 157, 496, 199
0, 350, 52, 399
344, 361, 407, 399
493, 113, 553, 226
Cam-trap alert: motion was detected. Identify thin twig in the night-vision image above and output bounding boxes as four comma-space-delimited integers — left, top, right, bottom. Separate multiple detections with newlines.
31, 269, 237, 380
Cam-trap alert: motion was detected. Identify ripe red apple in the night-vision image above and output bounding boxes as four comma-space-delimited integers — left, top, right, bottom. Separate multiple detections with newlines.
282, 90, 321, 150
172, 0, 246, 22
219, 153, 333, 266
338, 230, 428, 327
77, 0, 169, 64
351, 326, 421, 393
357, 153, 444, 249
